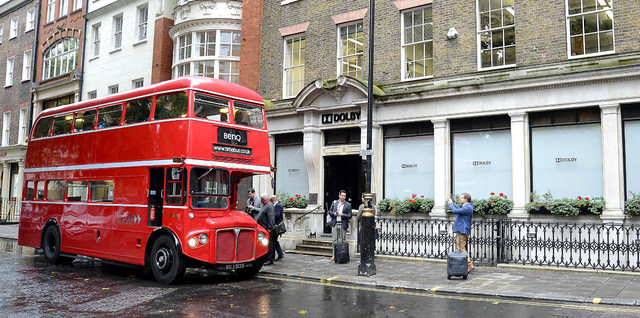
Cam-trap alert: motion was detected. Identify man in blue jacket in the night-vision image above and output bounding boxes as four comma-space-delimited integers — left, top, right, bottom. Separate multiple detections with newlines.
448, 193, 474, 272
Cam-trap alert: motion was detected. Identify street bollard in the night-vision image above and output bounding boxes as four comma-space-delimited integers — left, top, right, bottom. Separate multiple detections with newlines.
358, 193, 376, 276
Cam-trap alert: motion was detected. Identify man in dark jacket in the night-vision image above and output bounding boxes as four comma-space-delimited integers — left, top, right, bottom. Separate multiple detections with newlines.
327, 190, 352, 261
256, 193, 276, 265
448, 193, 474, 272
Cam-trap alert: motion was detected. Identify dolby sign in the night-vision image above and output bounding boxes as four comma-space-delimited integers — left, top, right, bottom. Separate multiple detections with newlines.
321, 111, 361, 124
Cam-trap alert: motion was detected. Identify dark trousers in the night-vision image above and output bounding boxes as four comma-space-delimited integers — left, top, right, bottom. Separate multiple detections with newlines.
266, 230, 278, 262
275, 234, 284, 257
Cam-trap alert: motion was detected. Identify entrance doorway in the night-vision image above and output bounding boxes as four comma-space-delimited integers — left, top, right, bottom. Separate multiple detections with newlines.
323, 155, 364, 234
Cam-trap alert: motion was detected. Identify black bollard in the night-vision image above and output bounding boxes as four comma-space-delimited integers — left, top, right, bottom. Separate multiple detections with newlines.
358, 193, 376, 276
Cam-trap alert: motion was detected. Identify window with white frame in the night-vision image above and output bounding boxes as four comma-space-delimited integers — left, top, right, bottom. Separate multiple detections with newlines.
137, 5, 148, 41
47, 0, 55, 23
73, 0, 82, 11
283, 36, 305, 98
113, 15, 123, 49
92, 24, 100, 57
26, 8, 35, 32
87, 90, 97, 99
5, 57, 14, 86
2, 112, 10, 146
43, 38, 79, 80
22, 50, 31, 81
18, 108, 27, 143
402, 6, 433, 80
337, 22, 364, 79
173, 30, 241, 84
567, 0, 613, 56
59, 0, 68, 17
109, 85, 119, 94
132, 78, 144, 88
478, 0, 515, 68
10, 17, 18, 39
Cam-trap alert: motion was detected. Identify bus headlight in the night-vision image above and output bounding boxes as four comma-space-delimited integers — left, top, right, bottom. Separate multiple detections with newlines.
261, 238, 269, 246
188, 237, 198, 248
257, 232, 264, 241
199, 233, 208, 245
188, 212, 195, 219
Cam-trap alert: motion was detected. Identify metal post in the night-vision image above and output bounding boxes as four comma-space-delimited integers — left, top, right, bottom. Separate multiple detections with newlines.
358, 0, 376, 276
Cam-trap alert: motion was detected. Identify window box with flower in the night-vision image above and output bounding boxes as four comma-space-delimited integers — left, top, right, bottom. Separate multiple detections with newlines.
446, 192, 513, 217
624, 192, 640, 217
378, 194, 434, 215
278, 193, 309, 209
525, 191, 604, 216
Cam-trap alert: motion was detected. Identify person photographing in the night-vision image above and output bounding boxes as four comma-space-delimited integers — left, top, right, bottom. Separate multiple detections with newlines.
447, 193, 474, 272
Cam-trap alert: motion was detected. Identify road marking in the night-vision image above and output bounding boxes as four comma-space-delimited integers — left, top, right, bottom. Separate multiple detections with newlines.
430, 286, 441, 293
326, 276, 339, 281
257, 274, 640, 315
593, 298, 601, 304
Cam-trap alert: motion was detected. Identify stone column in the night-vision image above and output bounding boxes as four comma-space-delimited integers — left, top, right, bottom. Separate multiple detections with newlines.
508, 112, 530, 219
303, 127, 322, 206
599, 104, 625, 223
16, 160, 24, 217
431, 118, 450, 218
1, 162, 9, 219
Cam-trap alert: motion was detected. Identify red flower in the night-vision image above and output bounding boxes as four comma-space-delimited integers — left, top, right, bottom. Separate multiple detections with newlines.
409, 199, 415, 204
490, 192, 495, 195
420, 195, 424, 198
504, 195, 507, 199
499, 193, 504, 197
295, 194, 300, 197
492, 200, 495, 203
412, 193, 417, 198
293, 200, 297, 202
290, 197, 294, 200
585, 197, 589, 201
577, 196, 582, 200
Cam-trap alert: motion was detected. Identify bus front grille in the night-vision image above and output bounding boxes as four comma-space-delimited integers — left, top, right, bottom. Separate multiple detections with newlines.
214, 228, 256, 263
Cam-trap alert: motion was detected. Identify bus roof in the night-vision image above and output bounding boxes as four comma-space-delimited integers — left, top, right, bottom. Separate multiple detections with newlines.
39, 77, 264, 118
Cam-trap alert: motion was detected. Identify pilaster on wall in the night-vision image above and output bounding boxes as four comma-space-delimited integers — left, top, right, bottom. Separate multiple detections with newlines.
1, 164, 9, 200
431, 118, 450, 218
303, 125, 322, 206
600, 103, 625, 223
509, 112, 530, 219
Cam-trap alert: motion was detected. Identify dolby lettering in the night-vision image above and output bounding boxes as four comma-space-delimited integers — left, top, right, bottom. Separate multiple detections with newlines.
556, 157, 577, 163
321, 111, 361, 124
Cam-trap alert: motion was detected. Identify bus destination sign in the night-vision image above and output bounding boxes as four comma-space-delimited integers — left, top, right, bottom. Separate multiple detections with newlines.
217, 127, 248, 146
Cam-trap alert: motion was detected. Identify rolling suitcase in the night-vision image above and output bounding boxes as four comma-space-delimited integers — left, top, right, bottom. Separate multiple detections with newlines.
447, 234, 468, 280
333, 241, 350, 264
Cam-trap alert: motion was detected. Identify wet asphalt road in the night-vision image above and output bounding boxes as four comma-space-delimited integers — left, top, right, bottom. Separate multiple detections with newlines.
2, 239, 640, 318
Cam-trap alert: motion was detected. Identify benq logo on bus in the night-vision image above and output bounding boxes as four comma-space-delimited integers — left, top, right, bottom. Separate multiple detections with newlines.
217, 127, 248, 146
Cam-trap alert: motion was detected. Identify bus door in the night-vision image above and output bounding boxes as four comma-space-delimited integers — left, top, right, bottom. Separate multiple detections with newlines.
148, 168, 164, 226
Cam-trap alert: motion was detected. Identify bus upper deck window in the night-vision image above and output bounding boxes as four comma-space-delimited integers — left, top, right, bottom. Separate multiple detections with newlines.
233, 102, 264, 128
194, 93, 229, 122
52, 115, 73, 136
33, 117, 54, 138
25, 181, 34, 200
74, 110, 97, 132
124, 98, 152, 125
97, 105, 122, 129
36, 181, 45, 200
155, 92, 188, 120
46, 180, 65, 201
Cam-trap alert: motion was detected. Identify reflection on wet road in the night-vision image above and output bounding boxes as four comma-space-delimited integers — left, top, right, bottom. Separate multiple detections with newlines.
1, 239, 639, 318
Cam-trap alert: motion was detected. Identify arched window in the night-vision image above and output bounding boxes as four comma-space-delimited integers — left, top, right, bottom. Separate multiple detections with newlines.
43, 38, 79, 80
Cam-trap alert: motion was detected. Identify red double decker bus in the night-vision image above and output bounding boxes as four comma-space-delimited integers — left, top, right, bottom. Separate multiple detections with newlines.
18, 77, 271, 283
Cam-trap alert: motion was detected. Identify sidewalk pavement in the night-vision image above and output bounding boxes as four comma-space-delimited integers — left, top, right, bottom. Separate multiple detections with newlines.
3, 223, 639, 306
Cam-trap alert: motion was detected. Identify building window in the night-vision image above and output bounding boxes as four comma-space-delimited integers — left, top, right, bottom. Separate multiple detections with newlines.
22, 50, 32, 81
26, 8, 35, 32
47, 0, 56, 23
173, 30, 241, 84
87, 90, 97, 99
2, 112, 10, 146
274, 133, 308, 198
59, 0, 68, 17
9, 17, 18, 39
283, 36, 305, 98
43, 38, 79, 80
132, 78, 144, 88
109, 85, 119, 95
5, 57, 14, 86
402, 7, 433, 80
43, 94, 74, 110
478, 0, 515, 68
567, 0, 613, 56
113, 15, 123, 49
92, 24, 100, 57
18, 108, 27, 143
337, 23, 364, 79
73, 0, 81, 11
137, 5, 148, 41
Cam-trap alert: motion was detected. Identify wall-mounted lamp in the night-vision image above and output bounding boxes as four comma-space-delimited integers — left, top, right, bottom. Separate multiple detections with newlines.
447, 27, 458, 40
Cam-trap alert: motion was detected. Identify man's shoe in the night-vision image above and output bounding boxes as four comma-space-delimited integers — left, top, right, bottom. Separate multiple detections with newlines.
276, 255, 284, 261
264, 261, 273, 266
329, 257, 335, 262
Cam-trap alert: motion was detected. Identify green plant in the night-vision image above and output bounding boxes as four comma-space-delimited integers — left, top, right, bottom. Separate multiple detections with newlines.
395, 199, 411, 215
419, 197, 435, 213
526, 191, 605, 216
625, 192, 640, 217
278, 193, 309, 208
378, 198, 393, 212
548, 198, 579, 216
447, 192, 513, 217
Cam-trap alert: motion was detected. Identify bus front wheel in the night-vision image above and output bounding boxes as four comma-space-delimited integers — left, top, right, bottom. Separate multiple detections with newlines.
42, 226, 74, 265
150, 235, 186, 284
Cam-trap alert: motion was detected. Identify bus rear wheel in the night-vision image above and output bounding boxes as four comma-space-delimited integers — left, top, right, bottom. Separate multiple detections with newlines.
42, 226, 74, 265
150, 235, 186, 284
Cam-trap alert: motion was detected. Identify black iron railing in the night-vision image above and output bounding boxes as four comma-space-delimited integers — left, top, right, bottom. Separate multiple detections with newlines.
375, 217, 640, 272
0, 199, 19, 224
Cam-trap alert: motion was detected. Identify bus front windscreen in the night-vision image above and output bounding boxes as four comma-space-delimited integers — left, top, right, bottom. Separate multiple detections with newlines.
190, 167, 229, 209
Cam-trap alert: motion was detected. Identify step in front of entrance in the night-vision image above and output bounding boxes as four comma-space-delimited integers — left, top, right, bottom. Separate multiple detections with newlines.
292, 238, 333, 257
